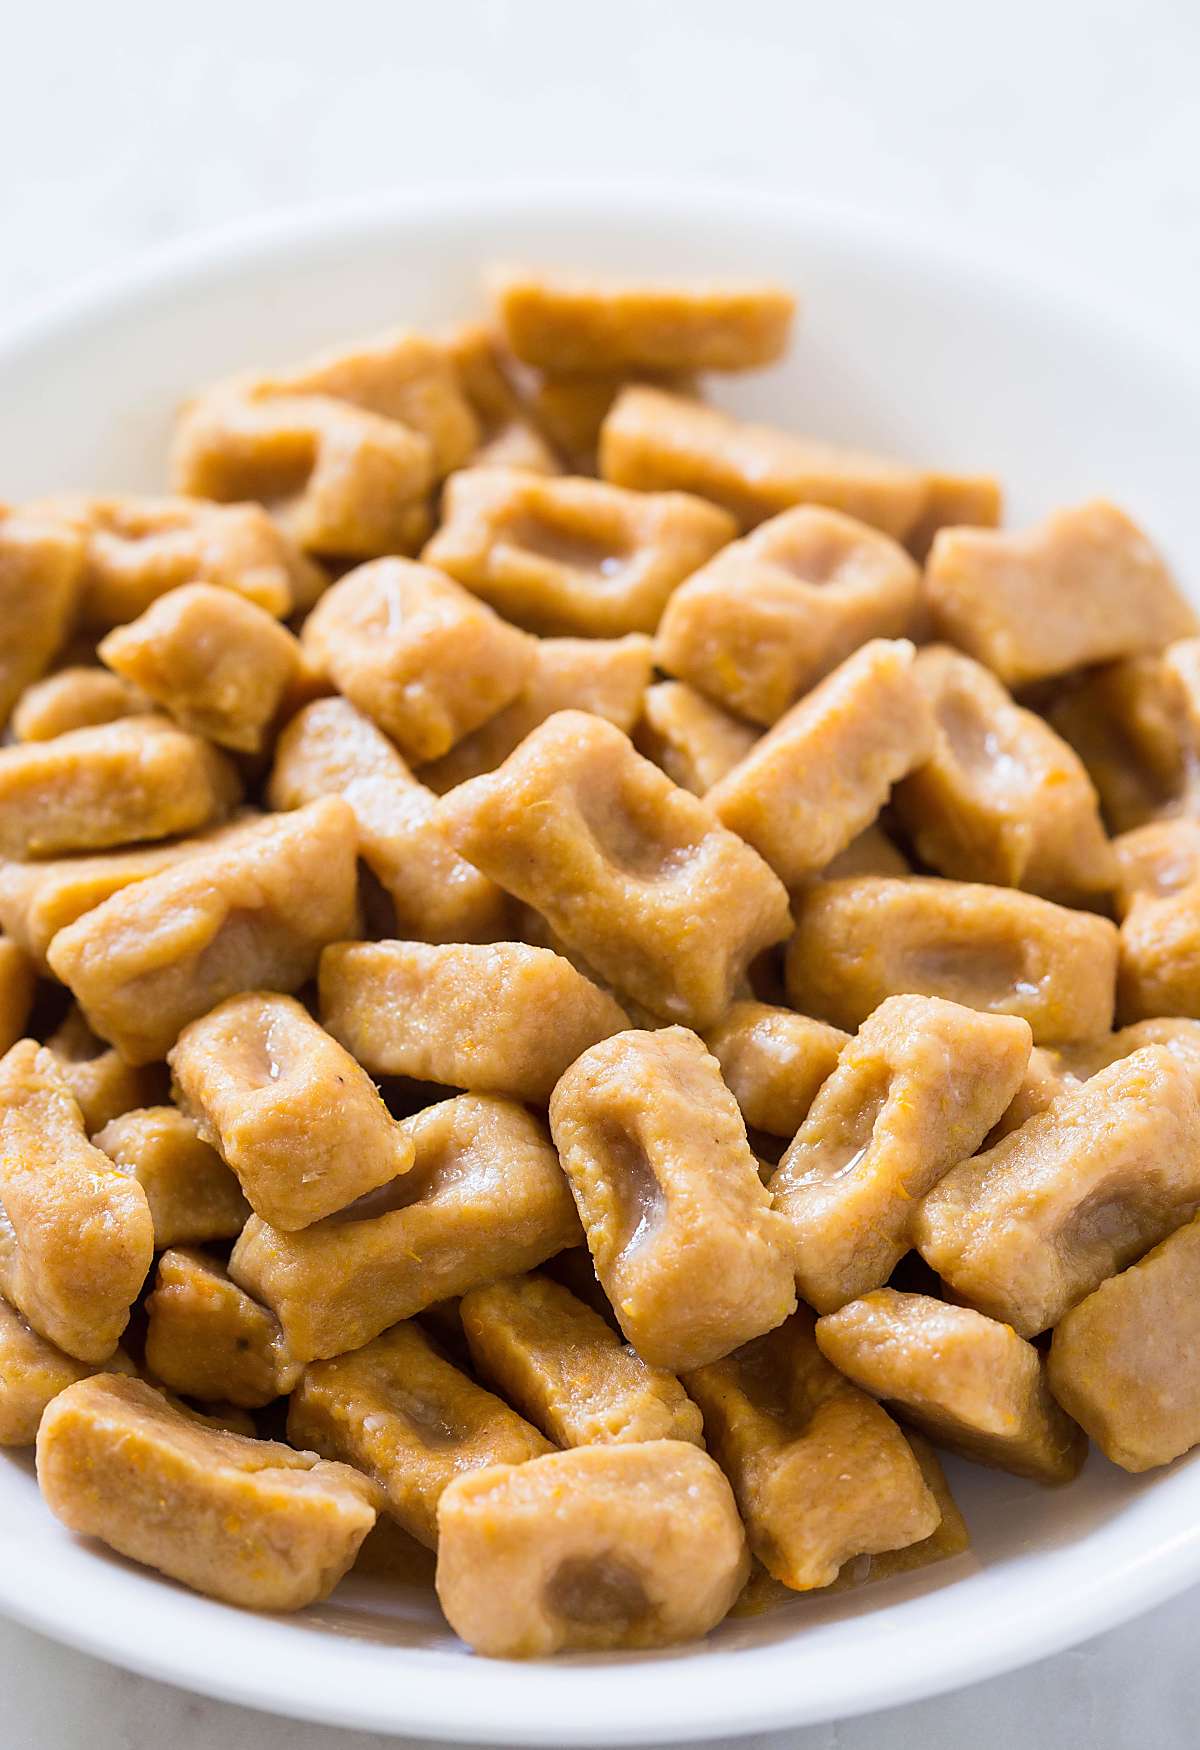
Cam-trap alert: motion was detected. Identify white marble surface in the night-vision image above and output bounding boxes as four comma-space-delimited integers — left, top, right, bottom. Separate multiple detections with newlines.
2, 1, 1199, 1743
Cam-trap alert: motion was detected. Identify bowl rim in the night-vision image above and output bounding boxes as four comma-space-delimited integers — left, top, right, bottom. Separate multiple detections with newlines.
2, 180, 1200, 1742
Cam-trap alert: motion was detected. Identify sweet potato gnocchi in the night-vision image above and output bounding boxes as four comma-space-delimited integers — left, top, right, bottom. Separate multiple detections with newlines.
2, 263, 1198, 1663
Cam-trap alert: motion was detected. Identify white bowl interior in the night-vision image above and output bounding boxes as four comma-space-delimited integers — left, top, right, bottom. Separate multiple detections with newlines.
1, 189, 1198, 1743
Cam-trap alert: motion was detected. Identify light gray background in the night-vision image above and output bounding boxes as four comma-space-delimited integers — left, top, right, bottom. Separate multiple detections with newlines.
2, 1, 1198, 1744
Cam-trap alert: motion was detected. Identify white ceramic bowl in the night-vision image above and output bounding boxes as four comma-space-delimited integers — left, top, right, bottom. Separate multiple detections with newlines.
2, 187, 1199, 1744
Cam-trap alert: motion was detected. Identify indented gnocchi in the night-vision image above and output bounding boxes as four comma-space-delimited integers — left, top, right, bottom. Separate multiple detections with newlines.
319, 940, 628, 1105
301, 557, 535, 763
492, 270, 795, 374
98, 583, 303, 754
434, 1440, 749, 1656
47, 798, 359, 1065
27, 493, 323, 624
655, 505, 921, 724
419, 634, 654, 794
1047, 653, 1197, 835
1048, 1216, 1200, 1471
268, 698, 511, 944
683, 1310, 940, 1592
916, 1046, 1200, 1335
548, 1028, 796, 1372
460, 1272, 704, 1449
786, 876, 1118, 1043
170, 992, 414, 1230
600, 387, 928, 540
172, 387, 434, 559
893, 644, 1116, 902
423, 467, 735, 637
702, 1001, 847, 1138
94, 1106, 248, 1249
144, 1248, 301, 1409
815, 1289, 1085, 1484
36, 1374, 377, 1611
230, 1094, 582, 1363
288, 1320, 551, 1548
0, 1041, 154, 1363
707, 639, 934, 886
439, 711, 791, 1029
925, 501, 1195, 688
1111, 819, 1200, 917
0, 716, 242, 861
769, 995, 1031, 1312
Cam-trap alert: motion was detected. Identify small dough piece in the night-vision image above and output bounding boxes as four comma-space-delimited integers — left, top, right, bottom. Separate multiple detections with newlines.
600, 387, 927, 539
925, 501, 1195, 687
144, 1248, 300, 1408
820, 822, 912, 879
786, 876, 1118, 1044
0, 511, 85, 725
1112, 819, 1200, 917
0, 1040, 153, 1362
769, 996, 1031, 1311
37, 1373, 377, 1611
1047, 654, 1196, 834
99, 584, 302, 754
45, 1006, 165, 1132
470, 417, 563, 474
288, 1320, 551, 1548
434, 1440, 749, 1656
268, 699, 509, 944
683, 1310, 939, 1592
816, 1289, 1084, 1484
0, 811, 266, 971
702, 1001, 847, 1137
526, 371, 692, 469
0, 938, 35, 1055
893, 644, 1116, 902
0, 717, 241, 861
440, 712, 790, 1028
656, 506, 921, 725
916, 1046, 1200, 1335
548, 1028, 796, 1372
460, 1272, 704, 1448
635, 680, 757, 795
93, 1107, 249, 1249
48, 798, 359, 1065
420, 634, 654, 794
1048, 1216, 1200, 1471
320, 940, 628, 1104
30, 493, 322, 625
230, 1094, 582, 1363
245, 327, 480, 476
171, 389, 435, 560
0, 1298, 136, 1447
993, 1018, 1200, 1138
904, 473, 1003, 561
301, 557, 535, 764
12, 667, 149, 742
493, 270, 795, 374
170, 992, 413, 1230
423, 468, 735, 637
1118, 887, 1200, 1022
708, 640, 934, 886
732, 1434, 969, 1610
